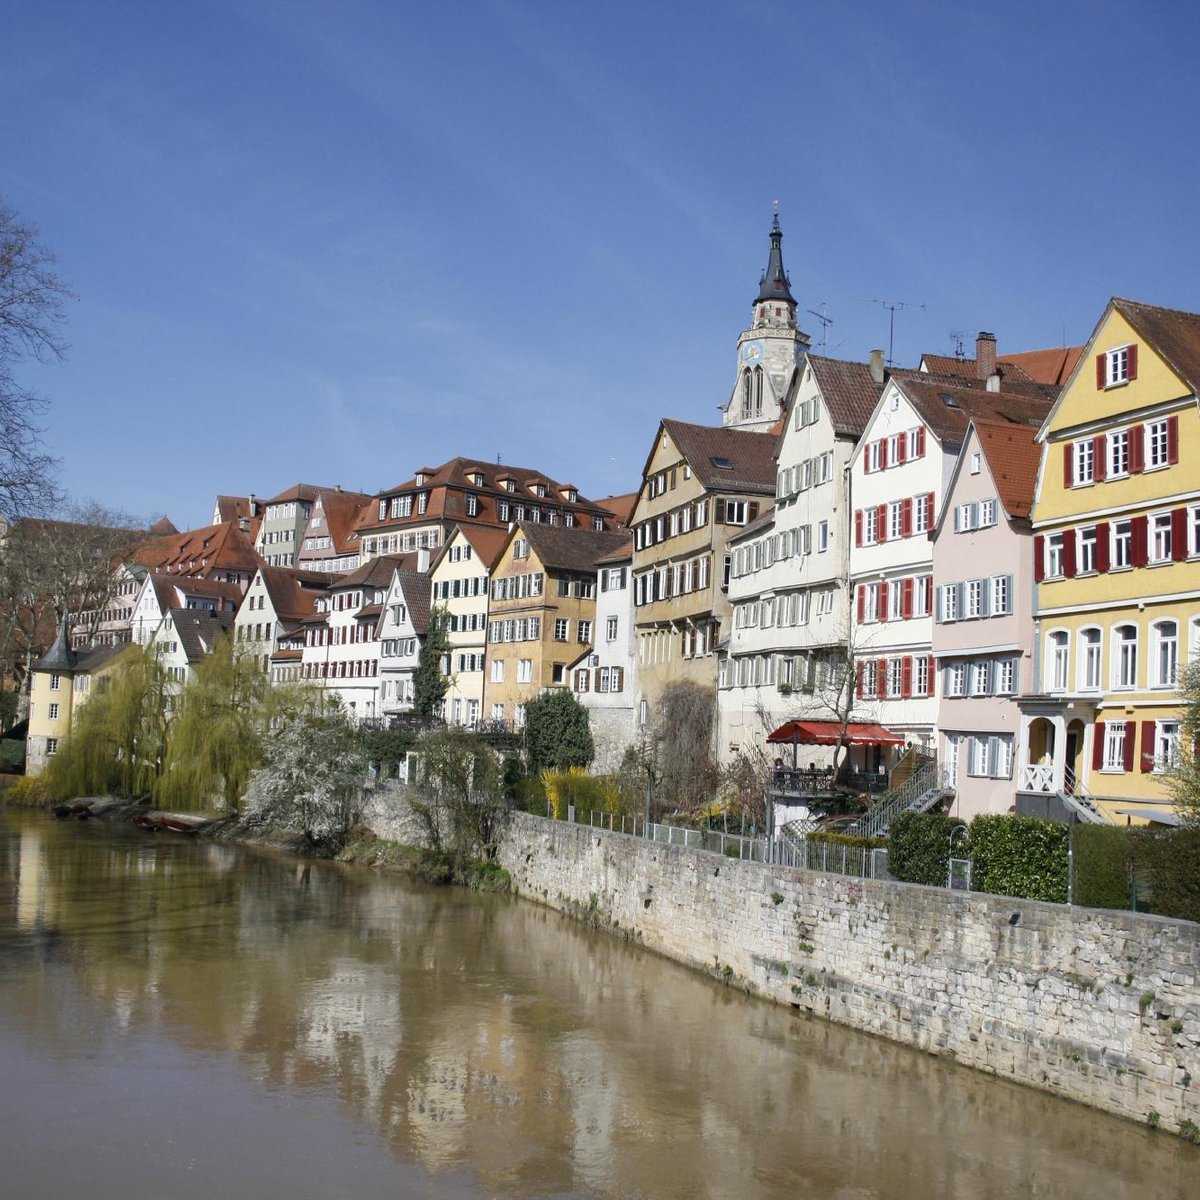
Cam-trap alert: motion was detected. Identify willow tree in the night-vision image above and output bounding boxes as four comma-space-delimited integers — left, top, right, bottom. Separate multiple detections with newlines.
156, 634, 299, 812
42, 645, 170, 800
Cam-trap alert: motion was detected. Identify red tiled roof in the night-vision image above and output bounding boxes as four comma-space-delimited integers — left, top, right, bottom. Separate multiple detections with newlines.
971, 420, 1043, 520
262, 482, 324, 506
890, 374, 1058, 446
806, 356, 887, 439
133, 521, 264, 577
1003, 346, 1085, 387
255, 566, 331, 624
595, 492, 637, 528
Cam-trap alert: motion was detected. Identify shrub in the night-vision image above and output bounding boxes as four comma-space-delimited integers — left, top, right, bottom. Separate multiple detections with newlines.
970, 814, 1069, 903
806, 831, 887, 851
3, 774, 51, 807
888, 812, 963, 886
1072, 824, 1134, 910
1131, 826, 1200, 923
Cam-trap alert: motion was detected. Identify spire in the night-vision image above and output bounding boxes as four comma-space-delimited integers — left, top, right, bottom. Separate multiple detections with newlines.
755, 210, 795, 306
34, 615, 78, 673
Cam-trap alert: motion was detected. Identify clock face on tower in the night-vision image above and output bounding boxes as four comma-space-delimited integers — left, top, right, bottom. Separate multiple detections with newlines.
742, 341, 764, 363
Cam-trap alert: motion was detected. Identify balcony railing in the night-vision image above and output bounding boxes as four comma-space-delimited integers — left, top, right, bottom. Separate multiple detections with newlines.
1018, 763, 1055, 793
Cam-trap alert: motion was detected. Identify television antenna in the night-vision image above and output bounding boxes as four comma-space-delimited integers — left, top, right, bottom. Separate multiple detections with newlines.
854, 298, 926, 366
805, 303, 833, 352
948, 330, 968, 361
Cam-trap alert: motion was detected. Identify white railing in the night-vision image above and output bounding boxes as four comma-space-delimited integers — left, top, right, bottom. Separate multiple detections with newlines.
1018, 763, 1055, 793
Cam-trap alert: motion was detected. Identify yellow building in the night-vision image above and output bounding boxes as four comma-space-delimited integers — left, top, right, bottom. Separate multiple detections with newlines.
26, 621, 135, 775
1018, 298, 1200, 824
482, 522, 629, 726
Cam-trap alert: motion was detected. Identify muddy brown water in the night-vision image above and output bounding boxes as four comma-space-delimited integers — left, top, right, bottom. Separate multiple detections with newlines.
0, 810, 1195, 1198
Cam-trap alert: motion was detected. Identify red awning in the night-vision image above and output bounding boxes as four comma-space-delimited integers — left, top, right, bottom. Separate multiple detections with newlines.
767, 719, 905, 747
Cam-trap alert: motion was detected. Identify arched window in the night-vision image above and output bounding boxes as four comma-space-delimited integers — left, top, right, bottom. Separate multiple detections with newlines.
753, 366, 764, 416
1078, 627, 1102, 691
1046, 630, 1069, 692
741, 370, 753, 418
1112, 623, 1138, 690
1151, 619, 1178, 688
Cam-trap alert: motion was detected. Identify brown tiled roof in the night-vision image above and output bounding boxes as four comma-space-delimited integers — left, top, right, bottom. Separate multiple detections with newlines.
392, 571, 432, 636
920, 354, 1035, 383
1113, 298, 1200, 394
518, 522, 632, 573
456, 524, 511, 569
75, 642, 133, 674
807, 356, 887, 439
263, 483, 324, 506
1003, 346, 1085, 386
165, 608, 234, 663
133, 521, 264, 577
971, 421, 1043, 520
595, 492, 637, 527
595, 533, 634, 566
314, 488, 374, 554
891, 375, 1057, 447
659, 420, 778, 494
213, 495, 257, 524
148, 516, 179, 536
256, 566, 330, 624
728, 505, 776, 544
332, 553, 415, 591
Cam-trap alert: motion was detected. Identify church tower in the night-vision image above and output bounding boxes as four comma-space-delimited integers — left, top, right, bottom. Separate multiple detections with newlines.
723, 213, 811, 432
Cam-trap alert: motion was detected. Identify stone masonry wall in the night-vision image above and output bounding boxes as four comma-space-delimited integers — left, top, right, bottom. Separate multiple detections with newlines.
495, 812, 1200, 1137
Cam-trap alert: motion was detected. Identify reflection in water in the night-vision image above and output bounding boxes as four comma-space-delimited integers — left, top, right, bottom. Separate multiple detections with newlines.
0, 811, 1196, 1199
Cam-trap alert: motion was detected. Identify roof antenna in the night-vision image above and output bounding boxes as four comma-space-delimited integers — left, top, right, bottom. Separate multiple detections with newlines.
805, 303, 834, 352
854, 298, 926, 366
949, 330, 967, 360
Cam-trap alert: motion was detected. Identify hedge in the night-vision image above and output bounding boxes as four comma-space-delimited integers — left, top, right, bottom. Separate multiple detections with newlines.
806, 830, 887, 851
969, 814, 1069, 903
888, 812, 963, 886
1131, 825, 1200, 923
1072, 824, 1134, 911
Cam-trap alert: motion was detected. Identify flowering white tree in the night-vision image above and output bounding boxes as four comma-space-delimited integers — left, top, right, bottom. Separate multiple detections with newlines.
242, 697, 366, 847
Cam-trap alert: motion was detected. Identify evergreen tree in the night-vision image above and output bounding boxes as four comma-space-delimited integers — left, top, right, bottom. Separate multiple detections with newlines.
524, 688, 593, 774
413, 604, 452, 720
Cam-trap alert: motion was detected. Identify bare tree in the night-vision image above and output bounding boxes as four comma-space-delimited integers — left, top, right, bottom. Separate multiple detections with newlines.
651, 681, 720, 815
0, 200, 73, 521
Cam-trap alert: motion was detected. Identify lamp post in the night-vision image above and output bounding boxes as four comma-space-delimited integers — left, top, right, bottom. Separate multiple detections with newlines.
948, 823, 970, 890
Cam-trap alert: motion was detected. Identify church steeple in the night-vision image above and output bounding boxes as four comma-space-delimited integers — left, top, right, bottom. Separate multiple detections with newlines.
755, 212, 795, 307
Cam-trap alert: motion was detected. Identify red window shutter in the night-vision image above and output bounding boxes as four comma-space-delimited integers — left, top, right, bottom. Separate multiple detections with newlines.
862, 451, 869, 475
855, 662, 864, 699
875, 659, 886, 699
897, 438, 907, 465
924, 576, 933, 612
877, 581, 889, 622
1063, 444, 1074, 488
1131, 515, 1149, 567
926, 656, 935, 696
1172, 507, 1187, 561
855, 510, 863, 547
857, 585, 866, 624
1129, 427, 1145, 474
924, 492, 935, 526
1122, 726, 1135, 773
880, 439, 889, 470
1167, 415, 1179, 464
1093, 435, 1106, 482
1128, 343, 1138, 380
1033, 534, 1045, 582
1095, 353, 1106, 388
876, 504, 887, 539
1095, 521, 1110, 572
1092, 722, 1106, 771
1063, 531, 1077, 578
916, 427, 926, 457
901, 656, 913, 698
1140, 721, 1155, 773
902, 577, 914, 618
901, 497, 913, 537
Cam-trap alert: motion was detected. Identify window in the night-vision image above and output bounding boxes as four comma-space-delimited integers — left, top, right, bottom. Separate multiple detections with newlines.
978, 499, 996, 527
970, 661, 991, 696
490, 659, 504, 683
1150, 512, 1173, 563
577, 620, 592, 644
995, 659, 1015, 695
886, 658, 904, 698
574, 668, 590, 692
1045, 533, 1064, 578
990, 574, 1011, 615
1113, 624, 1138, 689
46, 736, 58, 756
1107, 429, 1130, 477
966, 580, 984, 619
1112, 520, 1132, 569
945, 662, 966, 697
939, 584, 959, 623
970, 451, 981, 475
862, 507, 878, 545
491, 703, 504, 722
466, 493, 479, 517
513, 538, 529, 560
724, 500, 751, 525
969, 736, 991, 778
888, 501, 904, 541
817, 520, 830, 552
1047, 631, 1069, 692
1103, 721, 1128, 771
1151, 620, 1178, 688
50, 673, 61, 691
913, 493, 933, 534
1079, 628, 1102, 691
517, 659, 533, 683
1146, 419, 1170, 470
1103, 346, 1132, 387
1072, 439, 1094, 487
605, 616, 618, 642
867, 441, 882, 472
554, 618, 569, 641
913, 655, 930, 698
48, 702, 59, 720
1155, 721, 1180, 772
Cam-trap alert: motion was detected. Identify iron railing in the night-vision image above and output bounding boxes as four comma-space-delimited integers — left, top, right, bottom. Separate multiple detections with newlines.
847, 758, 947, 839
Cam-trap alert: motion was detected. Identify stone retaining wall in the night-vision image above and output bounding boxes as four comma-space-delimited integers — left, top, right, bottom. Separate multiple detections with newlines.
495, 812, 1200, 1137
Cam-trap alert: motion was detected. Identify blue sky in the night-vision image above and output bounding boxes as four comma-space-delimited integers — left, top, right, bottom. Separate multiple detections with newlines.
5, 1, 1200, 528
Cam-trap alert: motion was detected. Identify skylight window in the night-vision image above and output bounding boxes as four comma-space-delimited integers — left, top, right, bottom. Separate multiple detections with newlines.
711, 456, 734, 470
940, 394, 959, 408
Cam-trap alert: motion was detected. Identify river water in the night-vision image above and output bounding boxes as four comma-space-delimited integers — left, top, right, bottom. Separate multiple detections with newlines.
0, 810, 1195, 1199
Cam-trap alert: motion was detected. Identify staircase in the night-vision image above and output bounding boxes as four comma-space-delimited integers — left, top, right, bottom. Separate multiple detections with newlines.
848, 757, 949, 839
1060, 767, 1108, 824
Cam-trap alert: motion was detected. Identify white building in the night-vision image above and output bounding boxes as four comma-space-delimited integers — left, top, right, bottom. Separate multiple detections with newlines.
377, 569, 431, 718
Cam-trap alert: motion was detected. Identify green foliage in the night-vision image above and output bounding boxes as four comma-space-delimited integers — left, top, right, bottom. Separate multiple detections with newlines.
1130, 825, 1200, 923
1072, 824, 1134, 910
887, 812, 963, 886
806, 830, 887, 850
357, 726, 416, 776
0, 737, 24, 771
524, 688, 594, 774
541, 766, 638, 820
155, 636, 300, 812
969, 814, 1069, 903
43, 646, 169, 800
242, 696, 366, 848
3, 774, 50, 806
412, 605, 452, 719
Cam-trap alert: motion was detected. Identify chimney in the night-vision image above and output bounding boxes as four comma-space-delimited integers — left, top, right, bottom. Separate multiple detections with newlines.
248, 492, 258, 517
417, 547, 430, 573
976, 332, 997, 381
869, 348, 885, 385
986, 370, 1002, 393
239, 517, 249, 533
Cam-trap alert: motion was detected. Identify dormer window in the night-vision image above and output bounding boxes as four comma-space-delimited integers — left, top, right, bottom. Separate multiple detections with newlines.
563, 488, 577, 503
414, 472, 427, 486
534, 483, 546, 498
469, 472, 483, 487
